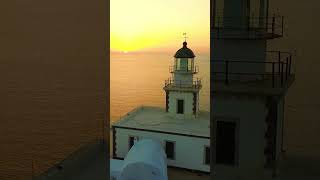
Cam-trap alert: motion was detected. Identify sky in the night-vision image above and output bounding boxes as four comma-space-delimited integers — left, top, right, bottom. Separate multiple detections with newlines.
111, 0, 210, 53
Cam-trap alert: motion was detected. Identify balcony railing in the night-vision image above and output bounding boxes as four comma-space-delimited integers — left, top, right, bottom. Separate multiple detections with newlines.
164, 78, 202, 89
212, 16, 284, 39
212, 51, 294, 88
169, 66, 199, 74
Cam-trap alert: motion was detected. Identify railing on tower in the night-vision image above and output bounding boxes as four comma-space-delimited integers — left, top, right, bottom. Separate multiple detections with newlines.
212, 15, 284, 39
169, 65, 199, 74
164, 78, 202, 89
212, 51, 294, 88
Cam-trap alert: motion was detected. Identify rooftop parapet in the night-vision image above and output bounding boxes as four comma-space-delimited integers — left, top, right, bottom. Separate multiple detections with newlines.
212, 16, 284, 40
212, 51, 295, 95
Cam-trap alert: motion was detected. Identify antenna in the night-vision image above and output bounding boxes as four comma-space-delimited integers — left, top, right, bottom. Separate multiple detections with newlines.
183, 32, 188, 42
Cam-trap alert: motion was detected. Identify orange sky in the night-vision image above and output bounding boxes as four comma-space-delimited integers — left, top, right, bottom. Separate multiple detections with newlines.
111, 0, 210, 53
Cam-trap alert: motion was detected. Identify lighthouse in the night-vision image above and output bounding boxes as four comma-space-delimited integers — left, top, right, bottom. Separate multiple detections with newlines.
211, 0, 295, 179
163, 39, 202, 118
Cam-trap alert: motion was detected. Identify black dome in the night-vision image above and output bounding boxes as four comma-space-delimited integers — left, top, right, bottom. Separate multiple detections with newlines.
174, 42, 195, 58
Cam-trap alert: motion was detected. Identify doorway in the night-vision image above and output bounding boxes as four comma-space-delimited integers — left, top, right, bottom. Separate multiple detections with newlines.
177, 99, 184, 114
216, 121, 237, 165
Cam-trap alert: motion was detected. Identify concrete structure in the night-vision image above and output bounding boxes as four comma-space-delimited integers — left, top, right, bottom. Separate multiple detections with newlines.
34, 141, 108, 180
112, 42, 210, 172
211, 0, 295, 179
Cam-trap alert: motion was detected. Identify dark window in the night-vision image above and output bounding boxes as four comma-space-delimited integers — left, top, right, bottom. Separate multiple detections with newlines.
204, 146, 210, 165
216, 121, 236, 165
128, 136, 138, 150
165, 141, 175, 160
177, 99, 184, 114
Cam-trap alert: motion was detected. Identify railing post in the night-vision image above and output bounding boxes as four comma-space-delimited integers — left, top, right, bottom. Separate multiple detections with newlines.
272, 16, 275, 36
225, 61, 229, 85
281, 62, 284, 86
282, 16, 284, 36
247, 16, 250, 31
266, 16, 269, 32
289, 55, 292, 76
278, 51, 281, 75
217, 17, 220, 39
285, 57, 289, 80
272, 62, 275, 88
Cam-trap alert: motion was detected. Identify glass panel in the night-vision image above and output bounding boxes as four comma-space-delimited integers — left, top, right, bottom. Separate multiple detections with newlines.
188, 58, 193, 71
176, 58, 180, 70
180, 58, 188, 71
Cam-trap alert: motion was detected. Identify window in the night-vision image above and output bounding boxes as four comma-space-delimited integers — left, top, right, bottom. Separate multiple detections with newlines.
165, 141, 175, 160
216, 121, 236, 165
177, 99, 184, 114
128, 136, 139, 150
204, 146, 210, 165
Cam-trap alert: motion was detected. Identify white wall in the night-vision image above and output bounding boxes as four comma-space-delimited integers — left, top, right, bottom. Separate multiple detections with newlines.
114, 128, 210, 172
212, 95, 268, 178
168, 91, 194, 117
174, 73, 193, 86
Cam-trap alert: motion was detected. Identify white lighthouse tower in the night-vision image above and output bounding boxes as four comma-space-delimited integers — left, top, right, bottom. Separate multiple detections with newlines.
211, 0, 295, 179
163, 39, 202, 119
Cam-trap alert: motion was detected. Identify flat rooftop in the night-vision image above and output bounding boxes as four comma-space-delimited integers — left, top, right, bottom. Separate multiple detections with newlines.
112, 106, 210, 138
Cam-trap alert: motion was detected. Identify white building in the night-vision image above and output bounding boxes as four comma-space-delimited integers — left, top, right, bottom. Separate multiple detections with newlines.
211, 0, 295, 179
111, 41, 210, 172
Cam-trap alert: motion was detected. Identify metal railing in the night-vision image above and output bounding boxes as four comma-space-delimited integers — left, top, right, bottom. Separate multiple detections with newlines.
169, 66, 199, 74
212, 51, 294, 88
212, 16, 284, 39
164, 78, 202, 89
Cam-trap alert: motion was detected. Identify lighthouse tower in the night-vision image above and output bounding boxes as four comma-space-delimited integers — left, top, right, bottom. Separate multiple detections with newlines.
163, 39, 202, 119
211, 0, 295, 179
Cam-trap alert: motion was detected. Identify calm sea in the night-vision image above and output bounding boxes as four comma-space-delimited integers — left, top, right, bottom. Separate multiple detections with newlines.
1, 51, 319, 179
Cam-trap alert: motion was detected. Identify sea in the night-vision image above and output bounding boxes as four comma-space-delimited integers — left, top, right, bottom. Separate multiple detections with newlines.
1, 51, 319, 179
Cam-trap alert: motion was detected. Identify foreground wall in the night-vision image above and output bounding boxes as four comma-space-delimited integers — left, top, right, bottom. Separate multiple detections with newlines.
212, 95, 267, 179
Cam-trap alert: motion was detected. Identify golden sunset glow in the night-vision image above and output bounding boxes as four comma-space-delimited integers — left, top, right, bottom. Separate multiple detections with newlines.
111, 0, 210, 52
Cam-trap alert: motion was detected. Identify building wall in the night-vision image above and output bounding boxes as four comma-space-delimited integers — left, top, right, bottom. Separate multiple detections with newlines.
212, 95, 267, 178
114, 128, 210, 172
168, 91, 194, 117
212, 40, 267, 75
